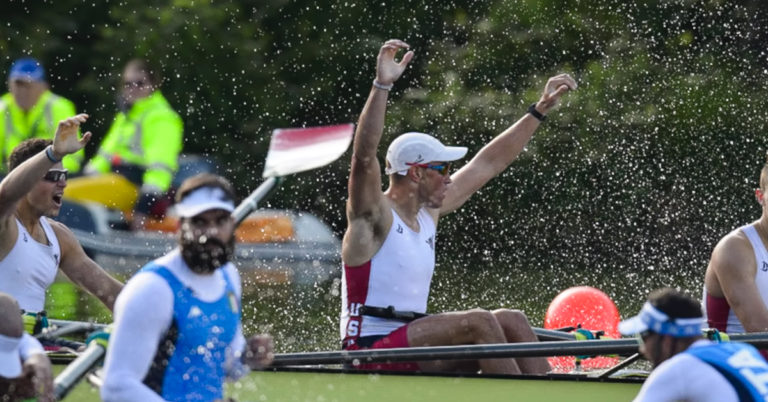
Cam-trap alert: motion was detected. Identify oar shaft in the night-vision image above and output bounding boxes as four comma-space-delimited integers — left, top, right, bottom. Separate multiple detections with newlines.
54, 342, 106, 400
272, 339, 639, 366
232, 177, 279, 225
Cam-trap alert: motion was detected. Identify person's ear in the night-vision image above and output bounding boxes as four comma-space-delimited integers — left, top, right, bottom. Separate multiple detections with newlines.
756, 188, 764, 205
407, 166, 422, 182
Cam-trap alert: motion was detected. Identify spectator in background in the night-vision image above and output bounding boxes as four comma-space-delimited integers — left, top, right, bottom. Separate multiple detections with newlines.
0, 57, 84, 174
84, 59, 183, 230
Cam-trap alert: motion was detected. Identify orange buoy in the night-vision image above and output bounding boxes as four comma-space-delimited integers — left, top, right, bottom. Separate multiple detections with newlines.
544, 286, 620, 372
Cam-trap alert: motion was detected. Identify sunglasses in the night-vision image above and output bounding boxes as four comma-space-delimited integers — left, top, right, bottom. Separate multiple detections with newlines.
43, 169, 68, 183
406, 162, 452, 176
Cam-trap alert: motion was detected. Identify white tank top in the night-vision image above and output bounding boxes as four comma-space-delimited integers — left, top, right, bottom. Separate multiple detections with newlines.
703, 224, 768, 333
340, 208, 437, 340
0, 218, 61, 312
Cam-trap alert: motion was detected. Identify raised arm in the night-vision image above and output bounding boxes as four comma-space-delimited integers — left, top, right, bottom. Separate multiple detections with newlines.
708, 233, 768, 332
53, 222, 123, 311
0, 114, 91, 222
439, 74, 576, 215
343, 40, 413, 265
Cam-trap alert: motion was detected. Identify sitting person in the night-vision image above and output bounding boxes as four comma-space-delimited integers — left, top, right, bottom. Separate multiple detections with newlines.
620, 288, 768, 401
0, 292, 53, 402
340, 39, 575, 374
84, 59, 183, 230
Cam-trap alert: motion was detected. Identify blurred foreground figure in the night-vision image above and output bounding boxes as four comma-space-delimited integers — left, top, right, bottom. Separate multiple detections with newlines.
0, 292, 53, 402
340, 39, 575, 375
0, 57, 83, 174
705, 151, 768, 351
0, 115, 122, 332
84, 59, 183, 230
102, 173, 273, 401
620, 287, 768, 401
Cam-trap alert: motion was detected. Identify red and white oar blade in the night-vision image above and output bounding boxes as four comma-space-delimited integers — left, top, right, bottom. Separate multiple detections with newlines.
263, 123, 354, 178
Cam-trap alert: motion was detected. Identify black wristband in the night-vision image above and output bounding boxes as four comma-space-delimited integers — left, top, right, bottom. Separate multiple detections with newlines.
527, 103, 546, 122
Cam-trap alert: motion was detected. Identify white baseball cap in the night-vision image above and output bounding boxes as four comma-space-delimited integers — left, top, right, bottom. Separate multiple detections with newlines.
0, 334, 22, 378
174, 186, 235, 218
384, 132, 468, 175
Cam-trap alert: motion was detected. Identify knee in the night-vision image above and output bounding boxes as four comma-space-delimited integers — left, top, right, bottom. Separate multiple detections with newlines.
493, 309, 531, 326
461, 309, 500, 334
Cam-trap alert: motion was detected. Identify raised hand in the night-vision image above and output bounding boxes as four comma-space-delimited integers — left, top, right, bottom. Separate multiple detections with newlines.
536, 73, 578, 114
375, 39, 415, 86
243, 334, 274, 370
51, 114, 92, 160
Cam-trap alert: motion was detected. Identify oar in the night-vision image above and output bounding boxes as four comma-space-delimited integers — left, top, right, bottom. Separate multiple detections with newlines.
233, 123, 354, 224
272, 339, 640, 366
54, 342, 106, 400
37, 320, 107, 339
596, 353, 641, 379
271, 332, 768, 367
53, 123, 355, 400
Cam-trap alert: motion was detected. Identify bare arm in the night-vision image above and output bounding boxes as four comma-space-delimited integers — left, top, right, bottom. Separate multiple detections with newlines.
52, 220, 123, 311
342, 40, 414, 265
438, 74, 577, 215
709, 233, 768, 332
0, 115, 92, 232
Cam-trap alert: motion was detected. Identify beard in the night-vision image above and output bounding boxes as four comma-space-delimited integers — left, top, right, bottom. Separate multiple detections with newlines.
180, 234, 235, 274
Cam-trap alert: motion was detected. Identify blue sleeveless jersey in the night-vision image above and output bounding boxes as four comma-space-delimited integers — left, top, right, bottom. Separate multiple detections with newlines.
685, 342, 768, 402
141, 264, 240, 401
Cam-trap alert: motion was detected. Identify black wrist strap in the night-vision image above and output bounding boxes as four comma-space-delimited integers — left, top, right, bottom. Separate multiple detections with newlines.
527, 103, 546, 122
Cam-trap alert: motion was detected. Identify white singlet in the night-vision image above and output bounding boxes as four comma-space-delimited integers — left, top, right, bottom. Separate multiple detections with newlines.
633, 340, 740, 401
703, 224, 768, 333
0, 218, 60, 312
340, 208, 437, 342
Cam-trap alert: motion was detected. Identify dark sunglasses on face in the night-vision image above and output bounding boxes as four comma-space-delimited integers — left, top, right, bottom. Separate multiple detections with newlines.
406, 162, 452, 176
43, 169, 68, 183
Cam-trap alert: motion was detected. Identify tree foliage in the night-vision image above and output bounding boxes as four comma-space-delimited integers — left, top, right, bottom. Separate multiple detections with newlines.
4, 0, 768, 297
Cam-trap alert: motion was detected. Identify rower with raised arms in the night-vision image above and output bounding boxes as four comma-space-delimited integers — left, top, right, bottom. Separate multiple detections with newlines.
340, 39, 576, 374
101, 173, 274, 402
620, 288, 768, 402
0, 114, 123, 333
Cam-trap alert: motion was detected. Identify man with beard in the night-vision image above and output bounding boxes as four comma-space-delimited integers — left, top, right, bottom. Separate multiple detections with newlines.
620, 288, 768, 401
0, 114, 123, 330
101, 173, 274, 402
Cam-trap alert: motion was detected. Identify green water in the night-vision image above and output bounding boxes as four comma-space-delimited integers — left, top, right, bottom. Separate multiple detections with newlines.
45, 259, 703, 352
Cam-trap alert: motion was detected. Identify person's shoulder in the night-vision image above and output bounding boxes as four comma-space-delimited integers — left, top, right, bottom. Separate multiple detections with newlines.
47, 91, 76, 111
712, 225, 753, 260
45, 218, 76, 244
120, 269, 172, 301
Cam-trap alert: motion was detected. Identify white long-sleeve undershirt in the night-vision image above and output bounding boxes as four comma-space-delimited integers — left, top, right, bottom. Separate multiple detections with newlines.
101, 249, 247, 402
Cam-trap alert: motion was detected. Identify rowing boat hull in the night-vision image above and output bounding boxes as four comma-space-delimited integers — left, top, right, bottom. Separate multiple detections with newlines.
57, 366, 643, 401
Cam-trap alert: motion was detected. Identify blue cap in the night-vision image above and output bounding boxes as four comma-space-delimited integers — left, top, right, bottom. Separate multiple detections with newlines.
9, 58, 45, 82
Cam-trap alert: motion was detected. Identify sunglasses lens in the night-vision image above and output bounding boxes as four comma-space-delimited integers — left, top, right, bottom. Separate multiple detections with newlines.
44, 170, 67, 182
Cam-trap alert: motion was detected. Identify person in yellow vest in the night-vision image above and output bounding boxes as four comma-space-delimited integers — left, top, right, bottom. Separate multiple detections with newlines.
0, 57, 84, 174
84, 59, 183, 230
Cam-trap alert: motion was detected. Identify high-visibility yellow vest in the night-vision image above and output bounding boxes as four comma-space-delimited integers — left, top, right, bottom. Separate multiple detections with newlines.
85, 91, 183, 193
0, 90, 84, 173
